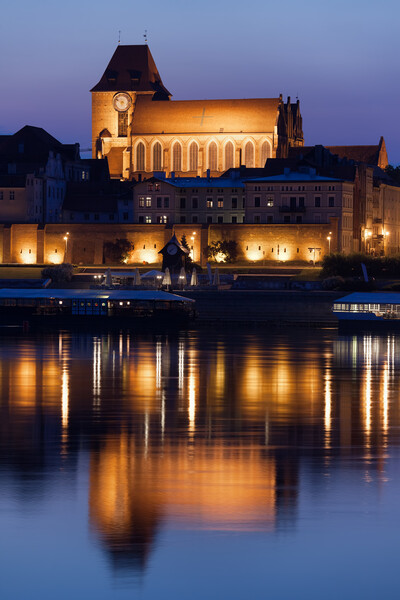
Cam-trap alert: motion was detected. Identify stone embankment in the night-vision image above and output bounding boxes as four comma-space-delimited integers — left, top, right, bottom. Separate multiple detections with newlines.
183, 290, 344, 326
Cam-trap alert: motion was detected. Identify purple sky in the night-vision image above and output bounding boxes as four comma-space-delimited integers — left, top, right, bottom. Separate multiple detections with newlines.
1, 0, 399, 162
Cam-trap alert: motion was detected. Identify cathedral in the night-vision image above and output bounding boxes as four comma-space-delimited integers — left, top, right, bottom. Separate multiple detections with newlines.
91, 45, 304, 180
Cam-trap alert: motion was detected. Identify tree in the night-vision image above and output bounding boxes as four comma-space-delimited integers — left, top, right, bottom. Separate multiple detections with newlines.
180, 235, 192, 267
385, 165, 400, 185
103, 238, 134, 264
203, 240, 238, 263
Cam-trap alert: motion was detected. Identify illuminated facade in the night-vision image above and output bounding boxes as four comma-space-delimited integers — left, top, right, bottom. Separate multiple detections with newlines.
244, 169, 354, 253
91, 45, 304, 180
132, 175, 245, 225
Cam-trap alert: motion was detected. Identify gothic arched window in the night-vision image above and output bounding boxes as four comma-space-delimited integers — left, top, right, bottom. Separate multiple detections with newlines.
208, 142, 217, 171
244, 141, 254, 168
172, 142, 182, 172
153, 142, 162, 171
189, 142, 198, 172
261, 141, 270, 167
225, 142, 234, 169
136, 142, 145, 171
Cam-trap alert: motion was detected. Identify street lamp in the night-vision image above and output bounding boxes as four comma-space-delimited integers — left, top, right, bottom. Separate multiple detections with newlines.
191, 231, 196, 261
63, 232, 69, 262
327, 235, 331, 253
384, 230, 390, 255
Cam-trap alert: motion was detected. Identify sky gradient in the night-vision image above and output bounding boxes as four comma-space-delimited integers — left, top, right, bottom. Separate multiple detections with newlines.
1, 0, 399, 162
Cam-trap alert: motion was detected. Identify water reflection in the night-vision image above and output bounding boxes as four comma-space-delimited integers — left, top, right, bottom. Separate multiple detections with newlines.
1, 329, 400, 584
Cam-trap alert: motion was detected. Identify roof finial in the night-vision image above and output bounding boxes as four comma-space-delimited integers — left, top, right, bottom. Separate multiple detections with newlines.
144, 29, 148, 44
118, 30, 121, 44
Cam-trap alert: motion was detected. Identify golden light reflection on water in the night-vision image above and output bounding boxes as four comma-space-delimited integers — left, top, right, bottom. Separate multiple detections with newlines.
363, 335, 372, 439
324, 369, 331, 439
3, 330, 400, 567
89, 434, 276, 539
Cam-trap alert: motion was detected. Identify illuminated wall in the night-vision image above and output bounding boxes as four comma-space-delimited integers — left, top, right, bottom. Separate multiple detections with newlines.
2, 222, 340, 265
208, 223, 338, 263
11, 224, 38, 264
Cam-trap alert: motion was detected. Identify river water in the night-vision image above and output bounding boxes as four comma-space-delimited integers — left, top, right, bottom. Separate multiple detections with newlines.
0, 326, 399, 599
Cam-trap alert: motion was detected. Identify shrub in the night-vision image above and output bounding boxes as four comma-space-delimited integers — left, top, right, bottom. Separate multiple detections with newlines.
104, 238, 134, 264
203, 240, 238, 263
321, 253, 400, 279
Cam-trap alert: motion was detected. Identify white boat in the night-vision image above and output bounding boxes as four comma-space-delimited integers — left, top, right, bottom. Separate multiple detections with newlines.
333, 292, 400, 328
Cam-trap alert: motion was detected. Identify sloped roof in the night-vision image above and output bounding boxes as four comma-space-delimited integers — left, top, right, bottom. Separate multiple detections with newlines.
131, 96, 281, 135
327, 145, 380, 164
63, 180, 130, 212
91, 45, 171, 97
326, 138, 389, 169
247, 172, 343, 183
133, 176, 245, 189
159, 234, 189, 256
335, 292, 400, 305
0, 125, 80, 170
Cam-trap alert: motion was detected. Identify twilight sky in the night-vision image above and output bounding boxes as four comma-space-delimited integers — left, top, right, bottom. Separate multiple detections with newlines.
1, 0, 399, 162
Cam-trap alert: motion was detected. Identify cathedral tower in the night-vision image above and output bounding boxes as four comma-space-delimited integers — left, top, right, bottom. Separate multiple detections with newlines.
91, 46, 303, 180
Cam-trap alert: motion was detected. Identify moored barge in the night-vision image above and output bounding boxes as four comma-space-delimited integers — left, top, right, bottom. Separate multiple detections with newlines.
0, 288, 195, 328
333, 292, 400, 330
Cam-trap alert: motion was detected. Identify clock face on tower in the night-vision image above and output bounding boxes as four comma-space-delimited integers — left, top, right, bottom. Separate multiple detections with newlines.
113, 92, 132, 112
167, 244, 178, 255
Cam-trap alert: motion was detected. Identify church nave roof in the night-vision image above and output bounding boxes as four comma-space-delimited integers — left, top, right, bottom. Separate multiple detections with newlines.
131, 97, 282, 135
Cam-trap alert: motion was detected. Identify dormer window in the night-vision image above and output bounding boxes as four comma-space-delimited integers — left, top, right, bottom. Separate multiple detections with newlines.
105, 69, 118, 84
128, 69, 141, 85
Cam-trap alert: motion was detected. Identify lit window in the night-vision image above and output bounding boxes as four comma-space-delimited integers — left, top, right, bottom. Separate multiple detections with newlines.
189, 142, 198, 171
172, 142, 182, 172
136, 142, 145, 171
225, 142, 234, 169
244, 142, 254, 168
208, 142, 217, 171
153, 143, 162, 171
261, 141, 270, 166
145, 215, 152, 223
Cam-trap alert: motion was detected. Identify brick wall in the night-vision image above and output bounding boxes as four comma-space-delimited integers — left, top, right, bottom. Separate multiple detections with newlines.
208, 223, 338, 263
2, 222, 338, 265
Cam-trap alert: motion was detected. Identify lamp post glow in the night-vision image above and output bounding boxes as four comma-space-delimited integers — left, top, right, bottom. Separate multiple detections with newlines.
190, 231, 196, 261
327, 235, 331, 253
63, 232, 69, 262
384, 230, 390, 255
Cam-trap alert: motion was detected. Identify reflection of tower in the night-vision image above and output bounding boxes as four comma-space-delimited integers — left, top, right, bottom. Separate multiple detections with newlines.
89, 435, 163, 572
